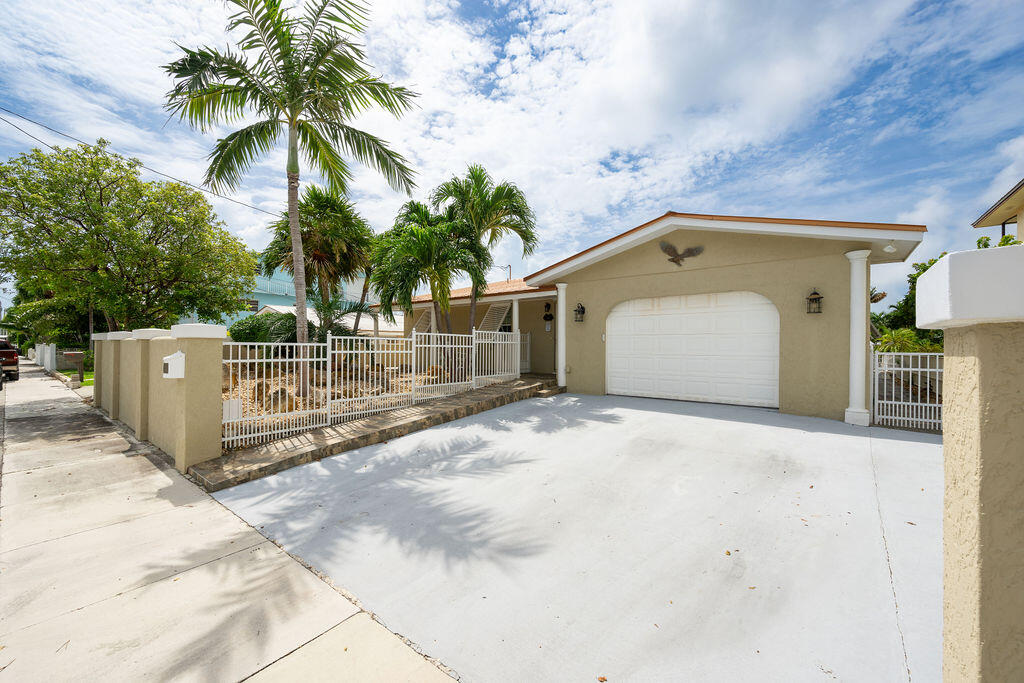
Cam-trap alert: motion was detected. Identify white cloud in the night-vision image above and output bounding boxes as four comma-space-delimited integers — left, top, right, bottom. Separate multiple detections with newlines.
1, 0, 1023, 307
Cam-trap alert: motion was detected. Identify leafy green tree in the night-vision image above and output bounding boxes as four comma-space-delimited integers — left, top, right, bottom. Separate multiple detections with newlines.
371, 202, 486, 333
976, 234, 1021, 248
0, 142, 256, 331
431, 164, 537, 332
878, 252, 946, 347
259, 185, 373, 316
164, 0, 416, 344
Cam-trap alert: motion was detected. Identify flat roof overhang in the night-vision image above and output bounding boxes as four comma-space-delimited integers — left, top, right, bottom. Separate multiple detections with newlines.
972, 177, 1024, 229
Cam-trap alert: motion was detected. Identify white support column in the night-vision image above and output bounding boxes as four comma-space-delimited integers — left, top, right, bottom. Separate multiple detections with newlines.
556, 282, 567, 387
845, 249, 871, 426
512, 298, 520, 333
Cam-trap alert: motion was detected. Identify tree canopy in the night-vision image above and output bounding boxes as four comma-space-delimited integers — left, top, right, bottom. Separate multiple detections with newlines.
0, 141, 257, 331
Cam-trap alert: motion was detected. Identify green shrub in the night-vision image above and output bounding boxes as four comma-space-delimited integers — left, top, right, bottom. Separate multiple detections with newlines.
228, 314, 269, 342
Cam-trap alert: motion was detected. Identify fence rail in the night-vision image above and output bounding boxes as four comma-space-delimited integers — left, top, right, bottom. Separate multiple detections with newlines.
873, 352, 943, 431
223, 330, 521, 449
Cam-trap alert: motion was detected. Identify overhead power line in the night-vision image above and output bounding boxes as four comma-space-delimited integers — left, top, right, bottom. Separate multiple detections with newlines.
0, 106, 276, 216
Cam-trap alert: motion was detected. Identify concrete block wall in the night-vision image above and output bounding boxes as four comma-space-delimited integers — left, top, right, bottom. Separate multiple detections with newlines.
92, 324, 226, 473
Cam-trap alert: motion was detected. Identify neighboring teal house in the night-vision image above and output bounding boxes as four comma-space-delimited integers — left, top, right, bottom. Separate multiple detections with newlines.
221, 269, 299, 328
179, 269, 373, 327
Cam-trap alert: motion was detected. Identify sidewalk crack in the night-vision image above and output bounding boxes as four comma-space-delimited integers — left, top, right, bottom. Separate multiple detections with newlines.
869, 435, 912, 682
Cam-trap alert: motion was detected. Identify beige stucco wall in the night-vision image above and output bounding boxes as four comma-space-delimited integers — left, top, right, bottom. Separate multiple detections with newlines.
518, 299, 556, 374
146, 336, 223, 472
402, 298, 557, 374
118, 340, 141, 433
99, 339, 120, 418
943, 322, 1024, 681
556, 228, 873, 421
92, 339, 104, 409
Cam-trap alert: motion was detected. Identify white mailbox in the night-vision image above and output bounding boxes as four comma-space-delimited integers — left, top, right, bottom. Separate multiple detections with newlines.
162, 351, 186, 379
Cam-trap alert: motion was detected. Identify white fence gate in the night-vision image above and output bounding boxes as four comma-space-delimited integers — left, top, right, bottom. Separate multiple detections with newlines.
872, 352, 943, 431
223, 330, 521, 449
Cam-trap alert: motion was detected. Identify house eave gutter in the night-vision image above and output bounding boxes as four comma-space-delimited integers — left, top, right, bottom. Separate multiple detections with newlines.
524, 214, 926, 286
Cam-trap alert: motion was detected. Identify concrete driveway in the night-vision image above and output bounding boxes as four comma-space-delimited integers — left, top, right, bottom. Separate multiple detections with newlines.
216, 394, 942, 681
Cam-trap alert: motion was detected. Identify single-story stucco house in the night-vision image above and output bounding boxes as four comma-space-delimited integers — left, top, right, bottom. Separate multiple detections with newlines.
404, 211, 925, 424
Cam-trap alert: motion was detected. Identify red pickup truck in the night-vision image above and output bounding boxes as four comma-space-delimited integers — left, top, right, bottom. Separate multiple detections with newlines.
0, 340, 19, 381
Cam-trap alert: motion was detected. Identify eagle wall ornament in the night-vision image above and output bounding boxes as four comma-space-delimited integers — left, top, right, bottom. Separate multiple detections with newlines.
659, 241, 704, 266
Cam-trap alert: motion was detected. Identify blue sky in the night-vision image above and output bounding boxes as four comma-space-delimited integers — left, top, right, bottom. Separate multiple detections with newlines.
1, 0, 1022, 312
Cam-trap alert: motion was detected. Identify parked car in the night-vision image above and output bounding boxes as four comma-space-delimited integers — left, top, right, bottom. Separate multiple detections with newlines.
0, 339, 19, 381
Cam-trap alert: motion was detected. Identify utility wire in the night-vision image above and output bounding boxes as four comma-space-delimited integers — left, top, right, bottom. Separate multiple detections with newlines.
0, 105, 277, 216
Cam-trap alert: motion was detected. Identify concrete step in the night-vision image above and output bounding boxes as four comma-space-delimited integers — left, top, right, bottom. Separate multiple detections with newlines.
190, 378, 557, 491
535, 386, 566, 398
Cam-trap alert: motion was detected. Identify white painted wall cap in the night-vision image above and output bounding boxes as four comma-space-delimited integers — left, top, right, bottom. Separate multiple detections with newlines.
132, 328, 172, 339
107, 331, 133, 340
170, 323, 228, 339
917, 245, 1024, 329
91, 333, 108, 341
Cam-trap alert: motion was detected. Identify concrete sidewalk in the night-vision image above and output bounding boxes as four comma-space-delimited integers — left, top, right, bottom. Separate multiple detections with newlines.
0, 363, 449, 681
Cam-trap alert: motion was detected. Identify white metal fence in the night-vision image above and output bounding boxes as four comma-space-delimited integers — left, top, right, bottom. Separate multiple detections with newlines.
520, 331, 532, 373
222, 342, 330, 449
872, 352, 943, 431
223, 330, 521, 449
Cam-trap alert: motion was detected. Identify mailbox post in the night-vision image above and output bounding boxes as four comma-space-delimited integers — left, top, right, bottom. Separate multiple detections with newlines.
63, 351, 85, 383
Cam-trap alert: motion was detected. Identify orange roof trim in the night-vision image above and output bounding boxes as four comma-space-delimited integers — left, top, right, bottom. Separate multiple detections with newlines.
525, 210, 927, 281
410, 278, 556, 304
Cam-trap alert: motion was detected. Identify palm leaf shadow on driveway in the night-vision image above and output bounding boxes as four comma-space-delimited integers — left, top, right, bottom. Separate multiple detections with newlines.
219, 434, 549, 568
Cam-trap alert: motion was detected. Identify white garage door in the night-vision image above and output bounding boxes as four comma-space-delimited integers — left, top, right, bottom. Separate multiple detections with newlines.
605, 291, 779, 407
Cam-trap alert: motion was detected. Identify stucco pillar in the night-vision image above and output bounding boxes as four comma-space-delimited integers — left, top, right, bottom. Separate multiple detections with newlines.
917, 244, 1024, 681
103, 332, 132, 419
128, 329, 170, 441
844, 249, 871, 426
165, 324, 226, 473
91, 333, 106, 409
512, 298, 520, 333
555, 283, 567, 387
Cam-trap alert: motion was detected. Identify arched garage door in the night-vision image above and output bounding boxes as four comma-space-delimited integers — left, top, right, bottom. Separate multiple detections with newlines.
605, 292, 779, 408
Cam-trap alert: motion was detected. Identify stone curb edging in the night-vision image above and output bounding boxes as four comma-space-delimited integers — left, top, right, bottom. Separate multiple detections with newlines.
190, 379, 564, 492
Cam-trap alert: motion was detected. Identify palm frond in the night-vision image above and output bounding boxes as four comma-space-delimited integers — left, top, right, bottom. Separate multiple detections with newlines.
205, 119, 283, 191
310, 120, 415, 194
295, 120, 353, 192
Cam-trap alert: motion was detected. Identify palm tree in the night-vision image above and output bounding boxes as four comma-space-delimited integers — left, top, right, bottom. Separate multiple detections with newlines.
431, 164, 537, 332
371, 202, 486, 333
259, 185, 373, 317
307, 282, 375, 342
164, 0, 416, 344
875, 327, 924, 353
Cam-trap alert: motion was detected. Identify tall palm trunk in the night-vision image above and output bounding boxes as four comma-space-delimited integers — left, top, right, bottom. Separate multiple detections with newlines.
432, 300, 444, 333
287, 127, 310, 396
352, 268, 371, 334
468, 291, 477, 334
287, 128, 309, 344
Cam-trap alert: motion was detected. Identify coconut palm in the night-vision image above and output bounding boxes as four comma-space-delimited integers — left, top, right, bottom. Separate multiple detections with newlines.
164, 0, 416, 344
259, 185, 373, 315
431, 164, 537, 332
371, 202, 486, 333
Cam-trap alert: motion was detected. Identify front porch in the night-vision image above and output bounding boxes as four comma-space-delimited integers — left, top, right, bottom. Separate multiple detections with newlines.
405, 278, 558, 376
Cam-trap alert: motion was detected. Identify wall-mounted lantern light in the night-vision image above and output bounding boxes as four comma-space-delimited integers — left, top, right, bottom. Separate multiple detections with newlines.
806, 290, 823, 314
574, 303, 586, 322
